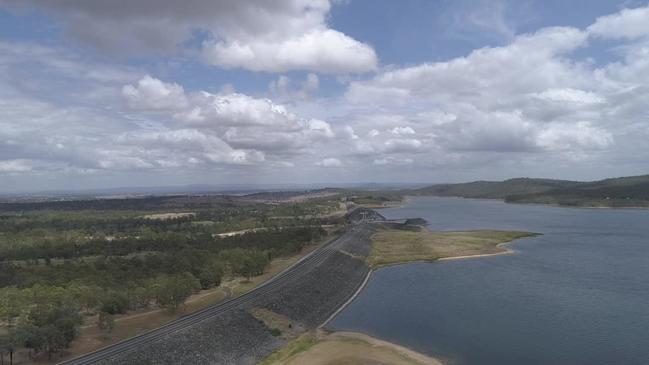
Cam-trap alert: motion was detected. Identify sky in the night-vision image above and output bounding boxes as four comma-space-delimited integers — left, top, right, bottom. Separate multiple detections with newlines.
1, 0, 649, 193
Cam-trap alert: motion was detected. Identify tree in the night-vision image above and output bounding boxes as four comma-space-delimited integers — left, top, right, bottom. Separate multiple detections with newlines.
0, 334, 9, 365
0, 327, 28, 365
0, 263, 19, 288
68, 284, 101, 314
220, 249, 269, 281
127, 286, 152, 310
152, 273, 200, 313
97, 312, 115, 336
237, 251, 269, 280
0, 288, 25, 327
99, 291, 129, 315
198, 262, 224, 289
21, 287, 83, 360
40, 325, 67, 360
15, 323, 42, 360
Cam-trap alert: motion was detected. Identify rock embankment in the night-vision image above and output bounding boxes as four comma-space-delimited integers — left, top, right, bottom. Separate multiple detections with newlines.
255, 226, 373, 327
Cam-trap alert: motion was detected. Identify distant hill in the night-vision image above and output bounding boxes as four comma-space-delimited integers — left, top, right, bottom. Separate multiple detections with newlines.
416, 178, 579, 199
416, 175, 649, 207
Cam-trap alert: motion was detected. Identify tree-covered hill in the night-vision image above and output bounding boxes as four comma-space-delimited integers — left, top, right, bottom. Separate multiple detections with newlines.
416, 175, 649, 207
415, 178, 578, 199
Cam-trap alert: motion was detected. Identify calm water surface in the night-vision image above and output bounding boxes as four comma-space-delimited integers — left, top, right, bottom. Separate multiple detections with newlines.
329, 197, 649, 365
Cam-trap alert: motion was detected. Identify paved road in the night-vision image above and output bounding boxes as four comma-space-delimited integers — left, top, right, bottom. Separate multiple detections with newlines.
59, 226, 364, 365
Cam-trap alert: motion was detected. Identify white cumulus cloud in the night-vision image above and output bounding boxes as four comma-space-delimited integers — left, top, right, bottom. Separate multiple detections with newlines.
588, 6, 649, 40
121, 76, 336, 166
0, 159, 33, 173
1, 0, 377, 74
316, 158, 342, 167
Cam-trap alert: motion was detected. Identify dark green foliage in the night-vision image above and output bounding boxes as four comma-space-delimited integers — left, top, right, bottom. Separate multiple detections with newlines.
404, 218, 427, 226
126, 286, 152, 311
97, 312, 115, 334
0, 195, 221, 212
152, 272, 201, 313
198, 262, 224, 289
505, 175, 649, 206
0, 328, 23, 365
5, 286, 85, 360
417, 175, 649, 207
350, 195, 390, 205
1, 227, 323, 289
99, 291, 130, 315
220, 249, 270, 280
416, 178, 578, 199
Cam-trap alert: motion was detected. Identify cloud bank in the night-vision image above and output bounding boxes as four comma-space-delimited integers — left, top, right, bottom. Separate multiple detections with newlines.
2, 3, 649, 190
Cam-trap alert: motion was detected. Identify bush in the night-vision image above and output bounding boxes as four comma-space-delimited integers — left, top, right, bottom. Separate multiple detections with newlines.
100, 291, 130, 315
97, 311, 115, 334
152, 273, 200, 313
198, 263, 224, 290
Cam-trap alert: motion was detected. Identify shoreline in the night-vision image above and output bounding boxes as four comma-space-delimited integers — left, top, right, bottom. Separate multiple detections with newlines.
319, 268, 373, 328
369, 229, 540, 269
437, 240, 515, 261
368, 241, 518, 269
325, 330, 443, 365
265, 329, 444, 365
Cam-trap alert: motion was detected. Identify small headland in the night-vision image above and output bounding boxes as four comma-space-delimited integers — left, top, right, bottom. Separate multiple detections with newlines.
368, 223, 540, 268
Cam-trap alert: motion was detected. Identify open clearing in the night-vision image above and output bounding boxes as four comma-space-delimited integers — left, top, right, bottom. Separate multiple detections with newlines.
261, 330, 441, 365
369, 227, 539, 268
142, 212, 195, 220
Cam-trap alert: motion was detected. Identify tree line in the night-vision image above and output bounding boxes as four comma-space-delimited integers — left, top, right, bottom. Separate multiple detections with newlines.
1, 225, 324, 262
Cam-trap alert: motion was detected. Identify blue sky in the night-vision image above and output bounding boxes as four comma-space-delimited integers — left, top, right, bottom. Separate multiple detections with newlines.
1, 0, 649, 192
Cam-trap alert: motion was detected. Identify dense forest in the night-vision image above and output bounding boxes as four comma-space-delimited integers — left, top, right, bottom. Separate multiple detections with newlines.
0, 194, 344, 363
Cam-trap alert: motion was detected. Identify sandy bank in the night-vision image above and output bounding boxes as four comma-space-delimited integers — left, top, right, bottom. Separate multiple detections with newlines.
263, 330, 443, 365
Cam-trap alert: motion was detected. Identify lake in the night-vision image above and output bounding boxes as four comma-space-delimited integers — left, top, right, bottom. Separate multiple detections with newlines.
329, 197, 649, 365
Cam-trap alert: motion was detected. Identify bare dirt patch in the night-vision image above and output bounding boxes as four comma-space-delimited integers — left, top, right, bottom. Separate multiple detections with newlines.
142, 212, 195, 220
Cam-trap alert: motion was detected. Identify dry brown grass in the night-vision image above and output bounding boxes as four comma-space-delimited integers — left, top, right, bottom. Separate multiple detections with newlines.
369, 228, 538, 268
